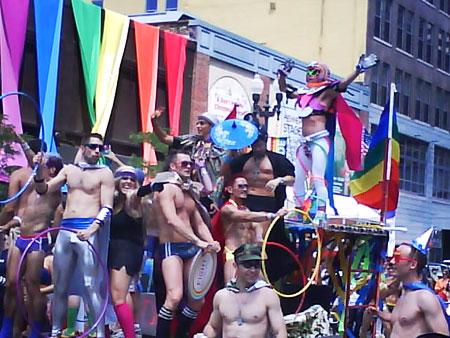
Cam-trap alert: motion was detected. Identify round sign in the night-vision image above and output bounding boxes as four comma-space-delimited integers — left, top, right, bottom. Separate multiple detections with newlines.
211, 119, 259, 150
188, 249, 217, 300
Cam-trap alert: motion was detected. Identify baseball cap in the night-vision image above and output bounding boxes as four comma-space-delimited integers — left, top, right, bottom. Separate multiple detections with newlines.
234, 244, 262, 264
198, 112, 219, 126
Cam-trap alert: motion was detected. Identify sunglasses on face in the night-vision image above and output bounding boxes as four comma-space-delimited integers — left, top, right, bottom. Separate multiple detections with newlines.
177, 160, 194, 168
306, 68, 320, 76
120, 176, 136, 182
196, 120, 208, 126
240, 261, 261, 269
391, 251, 417, 265
237, 184, 248, 189
84, 143, 105, 152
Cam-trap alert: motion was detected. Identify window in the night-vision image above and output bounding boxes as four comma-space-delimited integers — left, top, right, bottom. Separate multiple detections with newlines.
435, 87, 447, 128
370, 62, 391, 106
399, 135, 427, 195
439, 0, 450, 14
397, 5, 404, 49
438, 30, 444, 69
166, 0, 178, 10
405, 10, 414, 53
370, 64, 379, 104
415, 78, 423, 120
394, 68, 402, 109
433, 146, 450, 200
403, 72, 411, 117
397, 6, 414, 53
380, 63, 390, 104
146, 0, 157, 12
374, 0, 392, 42
425, 22, 433, 64
422, 81, 431, 123
418, 18, 425, 60
445, 32, 450, 73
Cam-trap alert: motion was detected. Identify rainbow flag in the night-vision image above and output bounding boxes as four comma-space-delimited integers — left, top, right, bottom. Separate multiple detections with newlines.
350, 101, 399, 211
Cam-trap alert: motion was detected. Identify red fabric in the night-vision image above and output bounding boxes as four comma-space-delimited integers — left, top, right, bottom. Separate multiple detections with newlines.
335, 95, 363, 171
163, 31, 187, 136
134, 21, 159, 165
225, 103, 238, 120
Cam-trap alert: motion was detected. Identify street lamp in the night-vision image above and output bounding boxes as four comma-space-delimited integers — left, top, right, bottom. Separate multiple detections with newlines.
246, 73, 283, 126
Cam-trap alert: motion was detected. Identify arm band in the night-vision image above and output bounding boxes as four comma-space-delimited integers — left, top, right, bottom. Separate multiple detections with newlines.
34, 176, 45, 183
22, 143, 30, 151
95, 206, 113, 225
13, 216, 23, 226
266, 213, 275, 220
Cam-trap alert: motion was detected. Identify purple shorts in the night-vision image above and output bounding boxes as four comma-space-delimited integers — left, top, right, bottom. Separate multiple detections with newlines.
15, 234, 49, 254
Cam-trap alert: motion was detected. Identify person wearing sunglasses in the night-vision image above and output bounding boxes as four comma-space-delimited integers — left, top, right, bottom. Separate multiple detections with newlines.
153, 150, 220, 338
278, 54, 378, 224
199, 243, 287, 338
368, 242, 450, 338
211, 174, 287, 282
0, 152, 62, 338
33, 133, 115, 338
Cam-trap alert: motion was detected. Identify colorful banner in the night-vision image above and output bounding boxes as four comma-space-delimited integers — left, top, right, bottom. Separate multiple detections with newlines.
34, 0, 64, 152
92, 9, 129, 136
134, 21, 159, 165
0, 0, 30, 176
163, 30, 187, 136
72, 0, 101, 126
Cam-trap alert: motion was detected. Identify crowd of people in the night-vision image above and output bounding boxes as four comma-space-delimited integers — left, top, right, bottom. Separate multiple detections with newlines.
0, 55, 449, 338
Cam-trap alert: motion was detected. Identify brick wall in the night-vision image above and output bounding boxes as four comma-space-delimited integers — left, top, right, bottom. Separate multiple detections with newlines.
189, 52, 210, 133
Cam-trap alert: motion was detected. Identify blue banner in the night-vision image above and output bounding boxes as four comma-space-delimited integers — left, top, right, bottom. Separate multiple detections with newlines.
35, 0, 64, 152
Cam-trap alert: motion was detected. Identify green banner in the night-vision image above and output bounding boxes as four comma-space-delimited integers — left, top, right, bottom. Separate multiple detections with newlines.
72, 0, 101, 126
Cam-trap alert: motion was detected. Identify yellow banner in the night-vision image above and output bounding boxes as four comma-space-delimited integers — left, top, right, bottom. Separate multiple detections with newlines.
92, 9, 129, 136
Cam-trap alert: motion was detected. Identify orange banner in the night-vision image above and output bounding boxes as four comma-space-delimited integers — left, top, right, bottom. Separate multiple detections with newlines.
134, 21, 159, 165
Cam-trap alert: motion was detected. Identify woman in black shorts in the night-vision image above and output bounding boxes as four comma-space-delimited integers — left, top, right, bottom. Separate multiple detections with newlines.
109, 166, 146, 338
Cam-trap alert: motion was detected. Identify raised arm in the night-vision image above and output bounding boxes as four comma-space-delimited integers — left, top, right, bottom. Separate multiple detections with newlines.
151, 108, 174, 146
266, 289, 287, 338
338, 54, 378, 91
33, 153, 67, 194
203, 291, 223, 337
418, 290, 449, 335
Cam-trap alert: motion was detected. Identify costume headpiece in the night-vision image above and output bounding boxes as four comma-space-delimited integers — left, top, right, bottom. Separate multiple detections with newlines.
411, 227, 433, 255
114, 165, 138, 181
306, 61, 330, 84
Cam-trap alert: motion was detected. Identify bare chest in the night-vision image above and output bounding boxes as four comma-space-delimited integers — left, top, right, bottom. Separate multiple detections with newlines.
220, 291, 267, 325
243, 157, 274, 181
391, 293, 422, 328
65, 168, 102, 194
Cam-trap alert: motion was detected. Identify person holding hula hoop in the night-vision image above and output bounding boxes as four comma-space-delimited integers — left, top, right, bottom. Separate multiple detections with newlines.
0, 150, 63, 338
199, 244, 287, 338
153, 150, 220, 338
33, 133, 114, 338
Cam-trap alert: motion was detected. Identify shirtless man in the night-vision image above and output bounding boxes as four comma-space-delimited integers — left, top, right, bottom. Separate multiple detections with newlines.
215, 175, 286, 281
33, 133, 115, 338
200, 243, 287, 338
153, 150, 220, 338
278, 55, 377, 222
368, 244, 450, 337
0, 153, 62, 338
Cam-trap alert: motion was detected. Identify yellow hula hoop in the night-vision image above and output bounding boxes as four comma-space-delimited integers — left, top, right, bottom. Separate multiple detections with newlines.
261, 208, 322, 298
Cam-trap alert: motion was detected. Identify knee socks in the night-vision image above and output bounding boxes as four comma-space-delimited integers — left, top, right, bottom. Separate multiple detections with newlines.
0, 317, 13, 338
113, 303, 135, 338
156, 306, 173, 338
175, 306, 198, 338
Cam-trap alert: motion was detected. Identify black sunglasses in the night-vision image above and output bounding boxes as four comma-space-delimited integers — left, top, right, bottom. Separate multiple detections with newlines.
237, 184, 248, 189
177, 160, 194, 168
120, 176, 136, 182
240, 261, 261, 269
84, 143, 105, 152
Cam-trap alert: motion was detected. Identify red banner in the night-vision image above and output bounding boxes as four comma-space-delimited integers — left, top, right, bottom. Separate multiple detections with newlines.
134, 21, 159, 165
163, 31, 187, 136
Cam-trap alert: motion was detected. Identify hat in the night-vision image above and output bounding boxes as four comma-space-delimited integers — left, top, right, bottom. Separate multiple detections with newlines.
114, 166, 138, 181
198, 112, 219, 126
411, 227, 434, 255
234, 244, 262, 263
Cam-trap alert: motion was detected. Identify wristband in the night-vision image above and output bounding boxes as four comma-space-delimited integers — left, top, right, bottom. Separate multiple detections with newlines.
22, 143, 30, 151
266, 213, 275, 220
34, 177, 45, 183
13, 216, 23, 226
95, 206, 113, 226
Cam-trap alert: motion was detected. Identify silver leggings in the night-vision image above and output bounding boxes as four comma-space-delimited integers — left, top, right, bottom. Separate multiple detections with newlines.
51, 230, 105, 337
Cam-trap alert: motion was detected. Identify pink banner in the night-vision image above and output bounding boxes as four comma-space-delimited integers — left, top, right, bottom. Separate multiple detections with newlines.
163, 30, 187, 136
0, 0, 30, 179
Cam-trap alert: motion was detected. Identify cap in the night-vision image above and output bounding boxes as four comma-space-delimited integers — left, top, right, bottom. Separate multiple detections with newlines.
198, 112, 219, 126
234, 244, 262, 263
114, 165, 138, 181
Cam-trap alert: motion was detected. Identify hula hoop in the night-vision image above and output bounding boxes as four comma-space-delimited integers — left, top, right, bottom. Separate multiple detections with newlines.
15, 227, 109, 338
266, 241, 306, 313
0, 91, 44, 204
261, 209, 322, 298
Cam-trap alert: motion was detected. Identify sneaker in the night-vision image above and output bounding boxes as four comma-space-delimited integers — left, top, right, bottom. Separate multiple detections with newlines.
61, 328, 76, 338
110, 328, 124, 338
134, 324, 142, 338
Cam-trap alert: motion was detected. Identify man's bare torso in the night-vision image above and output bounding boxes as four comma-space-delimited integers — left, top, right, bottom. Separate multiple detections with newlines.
15, 168, 61, 236
242, 156, 274, 197
63, 165, 109, 219
390, 289, 432, 338
222, 205, 254, 251
216, 287, 271, 338
154, 183, 197, 243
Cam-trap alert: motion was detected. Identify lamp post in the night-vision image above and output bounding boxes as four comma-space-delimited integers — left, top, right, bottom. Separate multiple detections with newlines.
247, 73, 283, 127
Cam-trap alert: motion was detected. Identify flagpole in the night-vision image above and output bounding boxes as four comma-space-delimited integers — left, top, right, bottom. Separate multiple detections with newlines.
380, 83, 397, 223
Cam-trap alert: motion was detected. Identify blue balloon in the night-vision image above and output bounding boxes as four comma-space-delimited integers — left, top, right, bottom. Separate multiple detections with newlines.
211, 119, 259, 150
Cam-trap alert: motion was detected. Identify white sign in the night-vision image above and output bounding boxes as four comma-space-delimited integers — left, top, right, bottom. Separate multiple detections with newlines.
208, 76, 252, 121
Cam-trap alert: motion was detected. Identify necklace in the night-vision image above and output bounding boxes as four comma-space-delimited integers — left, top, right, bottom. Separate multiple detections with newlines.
234, 291, 244, 326
252, 157, 262, 180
